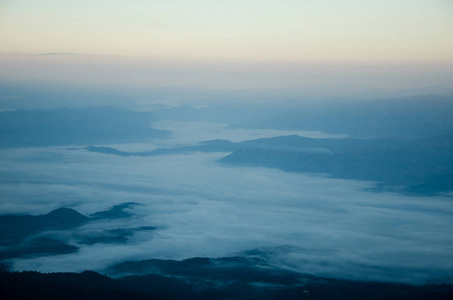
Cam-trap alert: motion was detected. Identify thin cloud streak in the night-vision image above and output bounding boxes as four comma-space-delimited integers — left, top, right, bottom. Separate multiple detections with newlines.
36, 53, 79, 56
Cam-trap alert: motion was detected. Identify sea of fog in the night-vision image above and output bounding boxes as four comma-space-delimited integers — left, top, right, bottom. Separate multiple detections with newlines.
0, 121, 452, 284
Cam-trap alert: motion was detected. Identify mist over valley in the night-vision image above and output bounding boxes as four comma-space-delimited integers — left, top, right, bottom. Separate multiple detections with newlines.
1, 88, 453, 298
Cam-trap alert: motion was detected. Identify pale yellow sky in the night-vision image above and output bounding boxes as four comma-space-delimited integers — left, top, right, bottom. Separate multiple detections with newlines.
0, 0, 452, 89
1, 0, 452, 63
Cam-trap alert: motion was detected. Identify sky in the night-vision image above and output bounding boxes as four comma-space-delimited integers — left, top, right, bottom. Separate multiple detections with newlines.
0, 0, 453, 89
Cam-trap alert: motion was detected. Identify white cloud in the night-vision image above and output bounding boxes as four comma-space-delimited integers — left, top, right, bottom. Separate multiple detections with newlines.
1, 131, 452, 284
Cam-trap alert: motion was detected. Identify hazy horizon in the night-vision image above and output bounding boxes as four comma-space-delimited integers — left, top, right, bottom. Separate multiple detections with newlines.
1, 0, 453, 91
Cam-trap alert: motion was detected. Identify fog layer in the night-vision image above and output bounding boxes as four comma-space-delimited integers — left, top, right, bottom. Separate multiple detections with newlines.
1, 122, 451, 284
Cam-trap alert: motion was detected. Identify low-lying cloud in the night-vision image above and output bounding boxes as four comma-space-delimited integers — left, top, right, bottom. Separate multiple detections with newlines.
0, 125, 452, 284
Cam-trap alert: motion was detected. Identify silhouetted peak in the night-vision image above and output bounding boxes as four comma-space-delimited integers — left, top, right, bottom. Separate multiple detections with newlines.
43, 208, 89, 228
46, 207, 87, 219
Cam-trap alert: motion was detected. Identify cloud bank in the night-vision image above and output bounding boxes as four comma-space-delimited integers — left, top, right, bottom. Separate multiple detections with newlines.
1, 135, 452, 284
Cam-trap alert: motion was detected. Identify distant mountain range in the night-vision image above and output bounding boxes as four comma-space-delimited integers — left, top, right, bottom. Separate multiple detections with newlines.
2, 81, 453, 111
219, 135, 453, 196
82, 134, 453, 196
229, 94, 453, 139
0, 107, 171, 147
143, 93, 453, 139
1, 93, 452, 148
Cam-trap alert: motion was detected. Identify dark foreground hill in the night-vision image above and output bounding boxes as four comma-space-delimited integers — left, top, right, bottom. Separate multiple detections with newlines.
0, 208, 89, 246
0, 271, 154, 300
1, 267, 452, 300
0, 203, 156, 260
